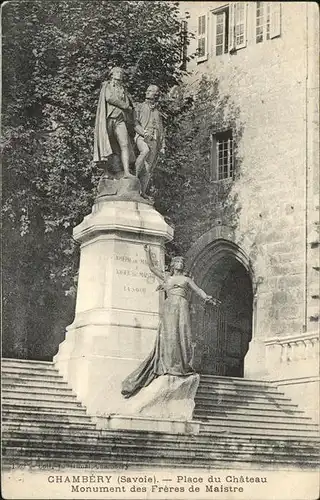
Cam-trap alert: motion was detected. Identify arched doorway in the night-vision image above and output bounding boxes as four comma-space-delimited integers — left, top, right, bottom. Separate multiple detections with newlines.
187, 236, 253, 377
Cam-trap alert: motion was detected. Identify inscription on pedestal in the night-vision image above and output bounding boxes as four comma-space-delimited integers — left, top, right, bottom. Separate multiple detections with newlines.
110, 245, 162, 313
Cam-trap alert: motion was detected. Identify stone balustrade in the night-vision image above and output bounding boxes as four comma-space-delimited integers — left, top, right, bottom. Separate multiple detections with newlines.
265, 332, 319, 379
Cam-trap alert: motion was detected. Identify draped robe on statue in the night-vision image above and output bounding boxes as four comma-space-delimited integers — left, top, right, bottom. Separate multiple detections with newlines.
93, 81, 136, 164
121, 276, 196, 399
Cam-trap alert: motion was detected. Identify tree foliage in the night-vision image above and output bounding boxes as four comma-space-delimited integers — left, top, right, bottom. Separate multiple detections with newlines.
2, 0, 190, 358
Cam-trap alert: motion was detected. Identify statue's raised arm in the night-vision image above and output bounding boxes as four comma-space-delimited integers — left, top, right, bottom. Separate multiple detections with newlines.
143, 244, 165, 281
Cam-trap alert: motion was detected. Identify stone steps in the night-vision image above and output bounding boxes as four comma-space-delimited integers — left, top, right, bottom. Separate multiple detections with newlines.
2, 384, 74, 396
3, 454, 316, 472
2, 396, 84, 408
2, 376, 69, 388
3, 426, 319, 452
196, 386, 285, 398
2, 358, 56, 368
2, 402, 88, 414
2, 388, 80, 401
195, 396, 299, 410
3, 441, 318, 465
194, 410, 312, 423
198, 420, 319, 436
3, 440, 319, 466
194, 404, 305, 416
195, 404, 304, 416
3, 421, 96, 431
200, 427, 320, 442
196, 390, 292, 402
199, 374, 275, 386
2, 413, 95, 428
198, 381, 280, 394
2, 358, 319, 470
2, 360, 58, 372
2, 368, 63, 379
2, 407, 89, 418
195, 377, 319, 440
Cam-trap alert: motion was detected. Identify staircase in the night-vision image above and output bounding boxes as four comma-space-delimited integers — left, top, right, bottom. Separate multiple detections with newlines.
2, 359, 319, 470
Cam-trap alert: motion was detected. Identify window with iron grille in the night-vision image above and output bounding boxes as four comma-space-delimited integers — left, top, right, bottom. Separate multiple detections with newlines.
211, 131, 234, 181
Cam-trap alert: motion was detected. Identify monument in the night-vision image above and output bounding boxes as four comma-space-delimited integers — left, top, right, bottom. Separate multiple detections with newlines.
54, 68, 217, 434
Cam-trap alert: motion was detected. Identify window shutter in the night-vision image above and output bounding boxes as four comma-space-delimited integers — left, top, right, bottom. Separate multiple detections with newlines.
197, 14, 208, 62
235, 2, 247, 49
228, 3, 236, 52
270, 2, 281, 39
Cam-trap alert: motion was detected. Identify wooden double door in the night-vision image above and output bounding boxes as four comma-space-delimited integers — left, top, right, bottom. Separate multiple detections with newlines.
191, 261, 253, 377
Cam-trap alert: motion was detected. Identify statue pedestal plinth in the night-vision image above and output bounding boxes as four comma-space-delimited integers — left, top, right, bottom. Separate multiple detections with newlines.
54, 199, 173, 417
94, 415, 200, 435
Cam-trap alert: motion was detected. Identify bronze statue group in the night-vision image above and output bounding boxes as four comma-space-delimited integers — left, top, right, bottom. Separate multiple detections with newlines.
93, 67, 220, 399
93, 67, 164, 201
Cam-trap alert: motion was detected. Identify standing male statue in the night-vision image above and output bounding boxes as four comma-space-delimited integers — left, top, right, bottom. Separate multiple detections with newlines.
134, 85, 165, 199
93, 67, 145, 179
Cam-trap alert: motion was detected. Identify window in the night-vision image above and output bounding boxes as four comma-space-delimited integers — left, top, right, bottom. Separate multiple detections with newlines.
214, 9, 229, 56
256, 1, 270, 42
211, 131, 234, 181
256, 2, 281, 43
197, 14, 208, 62
213, 2, 247, 56
229, 2, 247, 51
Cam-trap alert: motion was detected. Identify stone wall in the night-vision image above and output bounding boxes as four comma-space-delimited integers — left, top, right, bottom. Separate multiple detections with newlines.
179, 2, 319, 346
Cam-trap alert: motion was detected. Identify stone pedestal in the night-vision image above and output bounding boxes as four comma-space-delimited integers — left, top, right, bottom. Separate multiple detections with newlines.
244, 338, 268, 379
94, 414, 200, 435
54, 199, 173, 416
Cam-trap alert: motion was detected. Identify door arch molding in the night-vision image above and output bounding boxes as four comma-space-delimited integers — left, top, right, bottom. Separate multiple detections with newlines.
186, 225, 254, 281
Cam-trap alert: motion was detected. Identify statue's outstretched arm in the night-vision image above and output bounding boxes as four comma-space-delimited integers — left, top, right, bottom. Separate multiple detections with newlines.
187, 278, 220, 305
144, 245, 165, 281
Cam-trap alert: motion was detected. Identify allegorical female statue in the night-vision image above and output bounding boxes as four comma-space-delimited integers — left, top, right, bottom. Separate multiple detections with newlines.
121, 245, 220, 399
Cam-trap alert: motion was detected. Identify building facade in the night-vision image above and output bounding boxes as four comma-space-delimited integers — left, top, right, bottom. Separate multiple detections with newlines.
178, 1, 319, 417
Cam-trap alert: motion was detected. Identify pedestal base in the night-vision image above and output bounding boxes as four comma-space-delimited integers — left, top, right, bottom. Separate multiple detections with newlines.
54, 199, 175, 418
54, 322, 157, 415
93, 415, 200, 435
